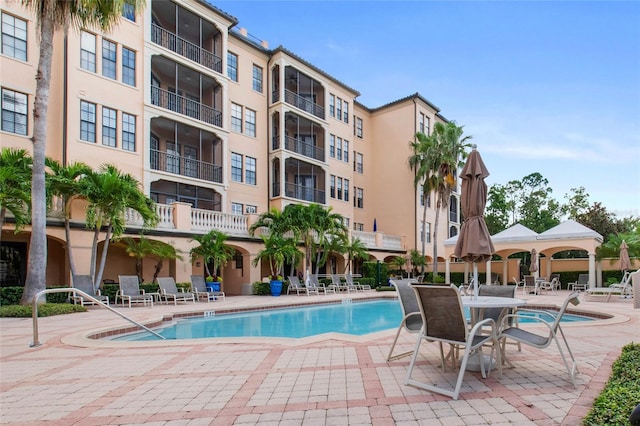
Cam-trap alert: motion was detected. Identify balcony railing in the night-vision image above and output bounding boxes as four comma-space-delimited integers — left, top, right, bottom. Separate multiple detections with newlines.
352, 230, 405, 251
284, 182, 325, 204
284, 90, 325, 119
191, 208, 248, 236
151, 24, 222, 73
151, 86, 222, 127
284, 135, 324, 162
126, 203, 175, 229
352, 230, 376, 247
150, 149, 223, 183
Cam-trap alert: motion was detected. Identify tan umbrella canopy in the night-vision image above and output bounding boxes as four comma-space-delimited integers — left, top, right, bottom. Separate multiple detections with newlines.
620, 240, 631, 271
529, 248, 538, 275
454, 145, 495, 299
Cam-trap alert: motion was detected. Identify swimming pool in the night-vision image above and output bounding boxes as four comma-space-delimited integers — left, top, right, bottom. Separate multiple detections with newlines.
114, 299, 594, 341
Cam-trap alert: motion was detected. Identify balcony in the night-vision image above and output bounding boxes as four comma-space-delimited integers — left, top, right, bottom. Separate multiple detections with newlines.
272, 135, 324, 162
151, 86, 222, 127
352, 230, 405, 251
151, 24, 222, 73
284, 90, 324, 120
150, 149, 222, 183
284, 182, 325, 204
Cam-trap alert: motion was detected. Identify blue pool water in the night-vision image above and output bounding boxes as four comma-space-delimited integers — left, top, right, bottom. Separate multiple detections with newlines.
114, 299, 593, 341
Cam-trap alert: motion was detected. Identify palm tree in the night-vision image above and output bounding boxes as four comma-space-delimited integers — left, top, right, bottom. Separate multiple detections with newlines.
21, 0, 145, 303
252, 233, 299, 279
409, 249, 426, 277
118, 235, 183, 283
344, 236, 369, 274
391, 256, 407, 277
81, 165, 157, 293
190, 230, 235, 286
409, 121, 471, 277
0, 148, 32, 245
46, 159, 91, 277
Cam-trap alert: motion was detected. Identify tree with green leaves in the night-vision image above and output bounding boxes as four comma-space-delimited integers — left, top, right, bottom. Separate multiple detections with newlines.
484, 184, 512, 235
46, 159, 92, 277
391, 255, 407, 277
21, 0, 145, 303
77, 165, 157, 295
0, 148, 32, 245
408, 249, 426, 277
344, 236, 369, 274
252, 233, 300, 280
409, 121, 471, 277
190, 230, 235, 284
595, 231, 640, 264
118, 235, 183, 283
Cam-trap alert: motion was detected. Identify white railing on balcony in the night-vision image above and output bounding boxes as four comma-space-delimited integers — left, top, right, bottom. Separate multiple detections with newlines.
191, 209, 249, 235
382, 234, 403, 250
352, 230, 376, 247
125, 204, 174, 229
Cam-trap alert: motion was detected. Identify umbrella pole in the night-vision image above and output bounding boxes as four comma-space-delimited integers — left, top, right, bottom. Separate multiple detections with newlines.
473, 263, 479, 300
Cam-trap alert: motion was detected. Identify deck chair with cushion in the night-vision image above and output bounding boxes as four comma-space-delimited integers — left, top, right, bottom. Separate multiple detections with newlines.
405, 284, 501, 400
387, 278, 422, 361
190, 275, 226, 302
117, 275, 154, 307
287, 275, 318, 296
71, 275, 109, 306
308, 274, 336, 295
331, 274, 358, 292
499, 291, 580, 387
523, 275, 539, 295
157, 277, 196, 305
347, 273, 371, 290
584, 273, 633, 302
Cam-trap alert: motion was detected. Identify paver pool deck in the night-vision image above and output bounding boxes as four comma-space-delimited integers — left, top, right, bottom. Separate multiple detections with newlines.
1, 289, 638, 425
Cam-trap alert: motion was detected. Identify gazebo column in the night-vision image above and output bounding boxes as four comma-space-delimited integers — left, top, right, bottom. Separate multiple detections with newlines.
445, 259, 451, 284
502, 260, 508, 285
486, 260, 492, 285
588, 253, 596, 289
546, 257, 552, 280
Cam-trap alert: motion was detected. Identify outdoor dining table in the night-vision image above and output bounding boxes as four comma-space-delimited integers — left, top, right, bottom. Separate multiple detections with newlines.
461, 295, 528, 371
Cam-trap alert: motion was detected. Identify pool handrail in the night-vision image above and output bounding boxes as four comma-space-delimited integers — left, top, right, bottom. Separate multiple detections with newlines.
30, 287, 165, 347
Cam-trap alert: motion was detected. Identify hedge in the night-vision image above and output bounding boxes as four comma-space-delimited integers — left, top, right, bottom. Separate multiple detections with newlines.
0, 303, 87, 317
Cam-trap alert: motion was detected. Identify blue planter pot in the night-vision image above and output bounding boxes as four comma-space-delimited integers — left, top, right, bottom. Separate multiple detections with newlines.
206, 282, 221, 292
270, 280, 283, 297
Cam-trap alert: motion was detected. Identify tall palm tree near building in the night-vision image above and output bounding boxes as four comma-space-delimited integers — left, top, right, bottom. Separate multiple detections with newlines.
0, 148, 32, 245
344, 236, 369, 273
119, 235, 183, 284
409, 121, 471, 277
20, 0, 145, 303
190, 230, 235, 284
81, 165, 157, 293
46, 160, 91, 277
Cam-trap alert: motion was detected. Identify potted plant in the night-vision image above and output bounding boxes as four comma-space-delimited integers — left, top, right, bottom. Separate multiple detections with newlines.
205, 274, 222, 292
253, 233, 299, 296
190, 230, 234, 293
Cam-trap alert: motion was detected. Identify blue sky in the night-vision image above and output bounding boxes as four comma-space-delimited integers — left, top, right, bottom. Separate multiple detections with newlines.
215, 1, 640, 217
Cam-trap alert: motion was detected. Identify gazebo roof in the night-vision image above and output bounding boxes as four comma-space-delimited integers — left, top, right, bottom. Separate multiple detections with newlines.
537, 219, 603, 242
492, 224, 539, 243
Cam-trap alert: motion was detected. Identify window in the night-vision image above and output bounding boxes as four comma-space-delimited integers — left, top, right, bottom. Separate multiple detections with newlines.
419, 187, 425, 206
425, 222, 432, 243
336, 98, 342, 120
425, 116, 430, 136
329, 134, 335, 158
419, 113, 425, 134
343, 101, 349, 123
245, 108, 256, 137
330, 175, 335, 198
102, 39, 116, 79
231, 202, 243, 215
227, 52, 238, 82
1, 13, 27, 61
356, 117, 363, 138
231, 103, 242, 132
354, 222, 364, 231
252, 64, 263, 92
343, 140, 349, 162
355, 152, 363, 173
343, 217, 350, 228
80, 100, 96, 142
1, 88, 27, 135
245, 205, 257, 214
102, 107, 116, 146
329, 94, 335, 117
80, 31, 96, 72
122, 47, 136, 86
337, 177, 343, 200
231, 152, 242, 182
122, 0, 136, 21
355, 187, 364, 209
246, 156, 256, 185
122, 113, 136, 151
344, 179, 349, 201
336, 137, 342, 160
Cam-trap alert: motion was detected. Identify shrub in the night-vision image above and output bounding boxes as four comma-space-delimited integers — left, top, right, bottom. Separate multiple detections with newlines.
0, 303, 87, 317
0, 286, 77, 305
252, 281, 290, 295
583, 343, 640, 426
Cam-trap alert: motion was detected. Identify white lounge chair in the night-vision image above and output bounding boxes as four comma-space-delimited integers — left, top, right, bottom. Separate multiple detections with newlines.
347, 273, 371, 290
584, 273, 633, 302
287, 275, 318, 296
117, 275, 154, 307
71, 275, 109, 306
387, 278, 422, 361
157, 277, 196, 305
308, 274, 336, 295
190, 275, 226, 302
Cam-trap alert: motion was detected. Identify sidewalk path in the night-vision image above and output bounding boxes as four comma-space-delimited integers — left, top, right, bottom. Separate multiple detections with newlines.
1, 290, 638, 425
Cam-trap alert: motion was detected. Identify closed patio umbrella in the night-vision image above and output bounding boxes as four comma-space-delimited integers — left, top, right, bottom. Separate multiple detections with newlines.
620, 240, 631, 271
529, 248, 538, 277
454, 145, 495, 299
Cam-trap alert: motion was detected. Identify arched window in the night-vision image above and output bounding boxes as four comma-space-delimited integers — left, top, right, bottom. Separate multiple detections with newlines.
449, 226, 458, 238
449, 195, 458, 223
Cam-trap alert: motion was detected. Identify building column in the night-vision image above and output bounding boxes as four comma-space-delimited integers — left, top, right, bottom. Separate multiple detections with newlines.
589, 253, 596, 289
445, 259, 450, 284
485, 260, 492, 285
502, 260, 508, 285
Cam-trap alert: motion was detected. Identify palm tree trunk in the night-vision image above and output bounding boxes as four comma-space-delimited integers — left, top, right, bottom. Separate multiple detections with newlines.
421, 194, 428, 274
64, 209, 77, 278
432, 200, 441, 276
22, 17, 54, 304
0, 207, 5, 246
95, 225, 112, 291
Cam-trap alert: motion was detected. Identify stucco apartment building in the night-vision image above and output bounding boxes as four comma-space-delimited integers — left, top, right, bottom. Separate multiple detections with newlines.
0, 0, 460, 294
